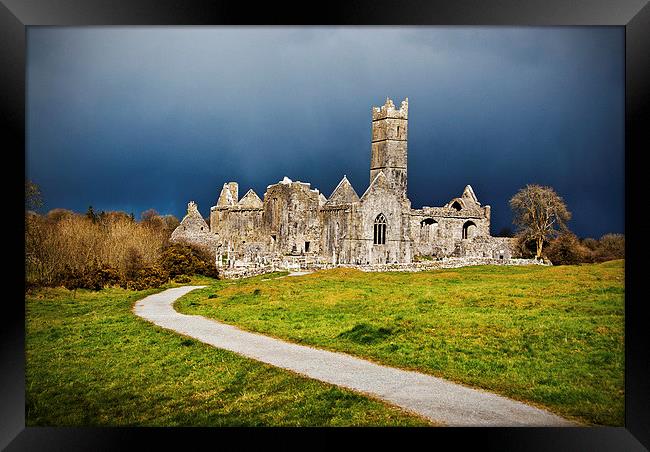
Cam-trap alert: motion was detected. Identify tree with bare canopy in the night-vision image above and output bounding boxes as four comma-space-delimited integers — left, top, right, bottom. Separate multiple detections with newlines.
509, 184, 572, 260
25, 180, 43, 211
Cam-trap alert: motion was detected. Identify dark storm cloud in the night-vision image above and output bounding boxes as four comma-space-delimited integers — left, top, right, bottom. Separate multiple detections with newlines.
26, 27, 623, 238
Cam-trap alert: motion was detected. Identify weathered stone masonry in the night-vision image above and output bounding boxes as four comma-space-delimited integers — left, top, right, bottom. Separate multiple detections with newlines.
171, 97, 523, 276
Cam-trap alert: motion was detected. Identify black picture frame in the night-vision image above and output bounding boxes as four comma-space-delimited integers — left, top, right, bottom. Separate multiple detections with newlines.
4, 0, 648, 449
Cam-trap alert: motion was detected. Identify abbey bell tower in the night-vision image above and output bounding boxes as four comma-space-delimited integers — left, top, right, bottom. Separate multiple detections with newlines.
370, 97, 408, 198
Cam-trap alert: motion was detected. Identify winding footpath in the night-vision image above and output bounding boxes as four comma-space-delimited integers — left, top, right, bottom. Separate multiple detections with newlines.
133, 286, 576, 427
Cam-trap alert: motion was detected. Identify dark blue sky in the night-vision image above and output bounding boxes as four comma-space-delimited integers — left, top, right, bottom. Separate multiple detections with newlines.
26, 27, 624, 238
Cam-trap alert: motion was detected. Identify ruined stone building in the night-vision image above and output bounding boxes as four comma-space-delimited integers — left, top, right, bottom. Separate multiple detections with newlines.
171, 98, 515, 270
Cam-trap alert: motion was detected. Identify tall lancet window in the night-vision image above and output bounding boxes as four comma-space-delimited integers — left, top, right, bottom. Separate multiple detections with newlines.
374, 213, 387, 245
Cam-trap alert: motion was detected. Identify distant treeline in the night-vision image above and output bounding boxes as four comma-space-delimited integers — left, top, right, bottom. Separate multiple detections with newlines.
25, 208, 218, 291
517, 232, 625, 265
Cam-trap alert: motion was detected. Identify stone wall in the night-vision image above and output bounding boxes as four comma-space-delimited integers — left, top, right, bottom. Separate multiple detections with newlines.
219, 265, 276, 280
456, 236, 516, 259
262, 178, 322, 256
354, 257, 546, 273
411, 214, 491, 257
216, 257, 548, 279
320, 205, 354, 264
352, 171, 412, 265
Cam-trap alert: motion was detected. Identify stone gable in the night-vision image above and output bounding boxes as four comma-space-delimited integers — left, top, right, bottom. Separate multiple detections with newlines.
238, 189, 263, 208
325, 176, 360, 206
170, 201, 217, 256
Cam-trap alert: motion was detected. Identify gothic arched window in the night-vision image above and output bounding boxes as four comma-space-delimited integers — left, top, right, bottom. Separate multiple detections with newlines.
374, 213, 387, 245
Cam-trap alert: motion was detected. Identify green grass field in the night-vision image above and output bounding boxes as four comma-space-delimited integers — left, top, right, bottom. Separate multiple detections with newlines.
25, 278, 430, 426
175, 260, 625, 426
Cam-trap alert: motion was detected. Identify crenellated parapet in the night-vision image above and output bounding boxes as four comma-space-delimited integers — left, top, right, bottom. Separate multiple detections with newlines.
372, 97, 408, 121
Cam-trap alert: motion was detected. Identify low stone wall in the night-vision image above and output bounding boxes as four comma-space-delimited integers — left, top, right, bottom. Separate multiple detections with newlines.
219, 265, 276, 279
348, 257, 548, 273
218, 255, 318, 279
217, 256, 548, 279
456, 237, 516, 259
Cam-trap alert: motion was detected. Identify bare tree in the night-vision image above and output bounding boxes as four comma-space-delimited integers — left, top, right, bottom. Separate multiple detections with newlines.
25, 180, 43, 211
140, 208, 159, 223
140, 208, 165, 230
509, 184, 571, 259
159, 214, 180, 232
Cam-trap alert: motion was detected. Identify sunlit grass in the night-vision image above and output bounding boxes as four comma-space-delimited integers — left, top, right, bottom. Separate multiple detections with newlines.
25, 276, 430, 426
176, 260, 625, 426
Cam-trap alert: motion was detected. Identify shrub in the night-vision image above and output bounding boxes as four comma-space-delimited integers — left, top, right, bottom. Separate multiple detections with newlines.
582, 237, 599, 252
125, 247, 144, 280
160, 243, 219, 279
174, 275, 191, 283
121, 265, 169, 291
159, 244, 194, 277
25, 210, 169, 288
594, 234, 624, 262
56, 260, 122, 292
96, 263, 122, 287
61, 265, 85, 293
513, 235, 539, 259
545, 232, 591, 265
82, 261, 122, 290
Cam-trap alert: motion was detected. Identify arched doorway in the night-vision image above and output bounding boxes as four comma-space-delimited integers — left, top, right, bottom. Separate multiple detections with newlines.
420, 218, 438, 242
462, 221, 477, 239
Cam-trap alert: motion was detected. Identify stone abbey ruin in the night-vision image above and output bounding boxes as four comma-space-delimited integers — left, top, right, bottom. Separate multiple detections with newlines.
171, 98, 534, 278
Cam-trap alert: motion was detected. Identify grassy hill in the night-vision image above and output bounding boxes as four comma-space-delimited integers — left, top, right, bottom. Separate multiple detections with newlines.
175, 260, 625, 426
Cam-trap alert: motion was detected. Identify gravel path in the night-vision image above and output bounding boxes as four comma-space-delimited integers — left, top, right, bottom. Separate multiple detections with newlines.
133, 286, 577, 426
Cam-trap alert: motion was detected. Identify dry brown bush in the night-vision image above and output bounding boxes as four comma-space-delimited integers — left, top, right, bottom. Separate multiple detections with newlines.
26, 210, 169, 287
542, 233, 624, 266
545, 232, 592, 265
594, 233, 625, 262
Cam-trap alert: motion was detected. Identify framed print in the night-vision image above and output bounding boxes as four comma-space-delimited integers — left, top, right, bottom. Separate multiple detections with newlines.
4, 0, 649, 449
